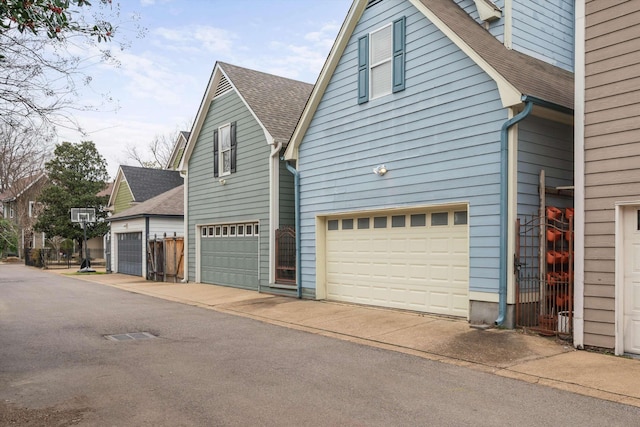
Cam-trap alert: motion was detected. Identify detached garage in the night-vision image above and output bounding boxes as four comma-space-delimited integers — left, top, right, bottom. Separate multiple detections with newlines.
321, 207, 469, 318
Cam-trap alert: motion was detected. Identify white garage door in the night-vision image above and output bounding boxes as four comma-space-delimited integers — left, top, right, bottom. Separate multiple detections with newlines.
325, 208, 469, 317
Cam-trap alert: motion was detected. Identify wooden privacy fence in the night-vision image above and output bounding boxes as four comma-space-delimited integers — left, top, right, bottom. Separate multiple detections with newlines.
147, 234, 184, 282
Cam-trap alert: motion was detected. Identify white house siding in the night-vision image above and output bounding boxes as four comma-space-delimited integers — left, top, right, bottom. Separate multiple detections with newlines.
511, 0, 575, 71
148, 218, 184, 240
109, 218, 145, 276
187, 90, 271, 288
297, 1, 508, 312
517, 116, 574, 217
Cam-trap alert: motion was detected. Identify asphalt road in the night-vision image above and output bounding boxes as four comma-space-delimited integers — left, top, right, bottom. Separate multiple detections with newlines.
1, 264, 639, 426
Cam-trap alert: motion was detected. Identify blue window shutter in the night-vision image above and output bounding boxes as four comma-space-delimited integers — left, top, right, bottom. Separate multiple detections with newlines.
358, 35, 369, 104
392, 16, 406, 93
213, 129, 219, 177
230, 121, 237, 173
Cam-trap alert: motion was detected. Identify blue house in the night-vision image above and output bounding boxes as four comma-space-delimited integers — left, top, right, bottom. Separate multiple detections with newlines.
284, 0, 574, 327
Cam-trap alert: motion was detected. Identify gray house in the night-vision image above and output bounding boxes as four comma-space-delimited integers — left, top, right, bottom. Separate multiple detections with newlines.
284, 0, 574, 327
180, 62, 312, 293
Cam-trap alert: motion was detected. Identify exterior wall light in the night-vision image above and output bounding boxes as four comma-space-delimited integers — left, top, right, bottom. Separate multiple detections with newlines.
219, 179, 226, 185
373, 165, 388, 176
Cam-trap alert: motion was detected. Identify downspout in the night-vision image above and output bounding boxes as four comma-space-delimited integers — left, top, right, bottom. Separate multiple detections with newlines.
284, 161, 302, 299
180, 169, 188, 283
269, 141, 283, 291
495, 95, 574, 326
496, 98, 533, 326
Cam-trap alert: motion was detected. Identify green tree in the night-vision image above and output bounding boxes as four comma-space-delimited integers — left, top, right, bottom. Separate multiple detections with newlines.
0, 0, 114, 42
34, 141, 109, 257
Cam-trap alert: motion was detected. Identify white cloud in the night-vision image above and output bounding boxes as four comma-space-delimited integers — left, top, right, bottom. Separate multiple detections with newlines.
152, 25, 236, 54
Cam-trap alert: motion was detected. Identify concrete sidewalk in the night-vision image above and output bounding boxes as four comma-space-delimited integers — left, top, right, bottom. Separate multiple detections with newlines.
46, 267, 640, 408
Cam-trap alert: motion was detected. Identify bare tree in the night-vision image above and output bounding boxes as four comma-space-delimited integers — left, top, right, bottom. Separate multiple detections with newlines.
124, 131, 175, 169
124, 123, 192, 169
0, 123, 52, 193
0, 2, 145, 136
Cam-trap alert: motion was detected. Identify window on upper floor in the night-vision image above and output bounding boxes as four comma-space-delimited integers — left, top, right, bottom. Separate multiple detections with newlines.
358, 16, 406, 104
10, 205, 14, 218
29, 201, 35, 217
213, 122, 237, 178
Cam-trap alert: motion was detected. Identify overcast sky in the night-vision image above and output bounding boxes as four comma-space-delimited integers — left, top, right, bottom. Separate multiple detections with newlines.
58, 0, 352, 178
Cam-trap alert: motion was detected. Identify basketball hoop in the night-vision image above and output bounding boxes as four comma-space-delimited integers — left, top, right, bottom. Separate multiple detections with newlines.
71, 208, 96, 273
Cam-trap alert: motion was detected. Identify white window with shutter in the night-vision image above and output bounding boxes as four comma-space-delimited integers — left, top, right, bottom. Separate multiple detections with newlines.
369, 23, 392, 99
219, 123, 231, 176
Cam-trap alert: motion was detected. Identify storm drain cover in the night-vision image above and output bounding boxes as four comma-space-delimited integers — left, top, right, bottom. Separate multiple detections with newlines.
105, 332, 157, 342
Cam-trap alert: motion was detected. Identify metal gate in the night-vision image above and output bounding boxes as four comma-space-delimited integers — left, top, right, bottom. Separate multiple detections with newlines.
117, 232, 143, 276
516, 209, 574, 335
275, 226, 296, 284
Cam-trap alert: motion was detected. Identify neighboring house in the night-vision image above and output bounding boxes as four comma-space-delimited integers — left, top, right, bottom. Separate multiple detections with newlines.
106, 184, 184, 277
0, 172, 48, 257
105, 165, 183, 275
179, 62, 313, 293
575, 2, 640, 354
284, 0, 574, 326
107, 165, 183, 215
166, 131, 190, 171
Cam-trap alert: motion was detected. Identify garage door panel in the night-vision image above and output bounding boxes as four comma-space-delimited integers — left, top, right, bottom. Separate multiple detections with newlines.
200, 233, 258, 289
117, 232, 142, 276
325, 208, 469, 317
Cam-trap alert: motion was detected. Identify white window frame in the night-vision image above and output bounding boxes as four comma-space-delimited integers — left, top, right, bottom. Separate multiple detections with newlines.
29, 201, 35, 217
218, 123, 232, 177
9, 205, 14, 218
369, 23, 393, 100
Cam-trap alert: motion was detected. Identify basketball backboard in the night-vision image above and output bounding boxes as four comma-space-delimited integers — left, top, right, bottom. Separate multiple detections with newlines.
71, 207, 96, 224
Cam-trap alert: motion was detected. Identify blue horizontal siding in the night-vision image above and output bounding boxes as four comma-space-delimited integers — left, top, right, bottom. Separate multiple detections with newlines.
297, 1, 508, 295
512, 0, 574, 71
454, 0, 506, 43
517, 116, 574, 217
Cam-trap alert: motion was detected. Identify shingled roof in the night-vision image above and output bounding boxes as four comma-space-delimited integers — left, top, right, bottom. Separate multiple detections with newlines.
120, 165, 183, 203
0, 172, 47, 202
107, 184, 183, 221
420, 0, 573, 109
218, 62, 314, 144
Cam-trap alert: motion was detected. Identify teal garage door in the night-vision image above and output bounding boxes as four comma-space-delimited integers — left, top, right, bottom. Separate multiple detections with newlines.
200, 223, 259, 290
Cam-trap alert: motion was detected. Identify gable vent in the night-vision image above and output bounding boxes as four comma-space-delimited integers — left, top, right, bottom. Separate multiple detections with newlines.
214, 74, 233, 98
366, 0, 383, 8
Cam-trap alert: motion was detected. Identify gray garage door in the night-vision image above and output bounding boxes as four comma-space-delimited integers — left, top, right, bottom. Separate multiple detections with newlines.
118, 232, 143, 276
200, 225, 258, 290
